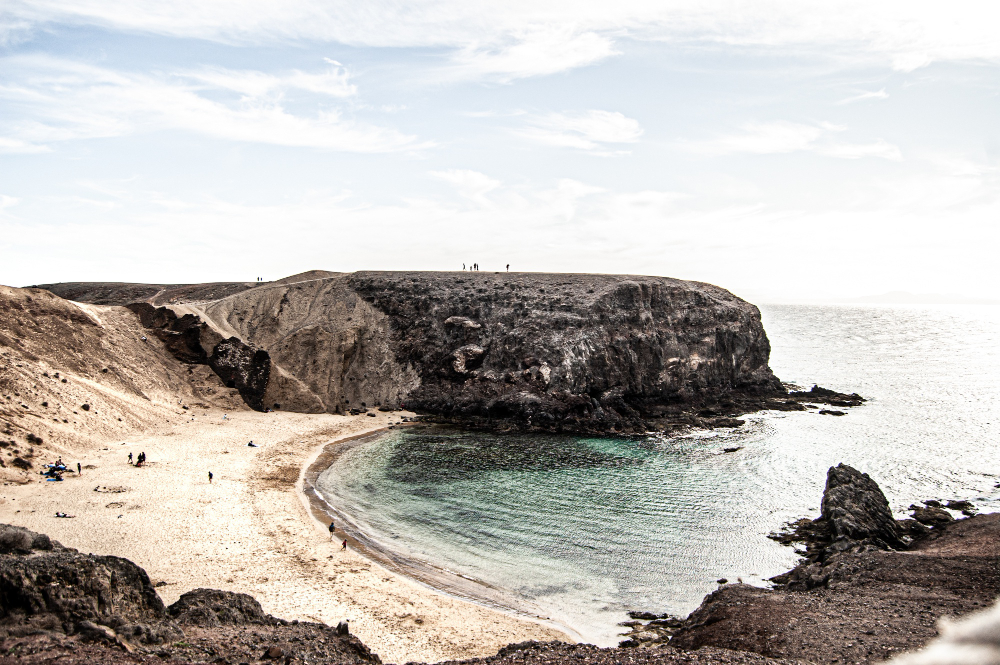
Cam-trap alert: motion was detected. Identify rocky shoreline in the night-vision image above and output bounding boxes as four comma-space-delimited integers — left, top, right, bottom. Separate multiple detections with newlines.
420, 383, 865, 436
2, 463, 994, 665
618, 464, 998, 664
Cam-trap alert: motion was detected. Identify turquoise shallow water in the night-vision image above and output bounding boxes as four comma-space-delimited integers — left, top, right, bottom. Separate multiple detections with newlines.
315, 304, 1000, 645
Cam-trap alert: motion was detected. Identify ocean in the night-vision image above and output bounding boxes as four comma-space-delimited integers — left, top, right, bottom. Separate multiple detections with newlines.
313, 304, 1000, 646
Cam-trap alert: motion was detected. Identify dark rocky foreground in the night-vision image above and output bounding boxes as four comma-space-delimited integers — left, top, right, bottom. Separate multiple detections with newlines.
0, 525, 379, 664
2, 464, 996, 665
37, 271, 863, 434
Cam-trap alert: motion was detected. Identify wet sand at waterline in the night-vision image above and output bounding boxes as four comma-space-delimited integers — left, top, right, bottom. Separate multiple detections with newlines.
0, 410, 567, 663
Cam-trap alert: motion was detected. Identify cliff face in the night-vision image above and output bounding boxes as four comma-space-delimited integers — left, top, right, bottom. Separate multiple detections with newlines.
39, 271, 785, 433
342, 272, 781, 432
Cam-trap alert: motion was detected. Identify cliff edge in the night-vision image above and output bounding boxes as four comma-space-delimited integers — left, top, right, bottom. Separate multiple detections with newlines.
36, 271, 858, 434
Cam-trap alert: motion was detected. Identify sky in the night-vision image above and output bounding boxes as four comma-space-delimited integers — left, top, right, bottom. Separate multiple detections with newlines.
1, 1, 998, 302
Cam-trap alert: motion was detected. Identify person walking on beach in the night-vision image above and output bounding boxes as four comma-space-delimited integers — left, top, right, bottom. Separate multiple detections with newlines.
208, 471, 213, 484
77, 462, 81, 476
329, 522, 336, 538
341, 539, 347, 551
128, 452, 133, 465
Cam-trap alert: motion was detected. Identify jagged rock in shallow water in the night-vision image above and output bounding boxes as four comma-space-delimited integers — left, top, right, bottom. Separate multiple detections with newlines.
822, 463, 904, 553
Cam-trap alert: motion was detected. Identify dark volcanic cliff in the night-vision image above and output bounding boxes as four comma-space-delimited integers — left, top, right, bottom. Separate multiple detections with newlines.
38, 271, 853, 433
344, 272, 781, 432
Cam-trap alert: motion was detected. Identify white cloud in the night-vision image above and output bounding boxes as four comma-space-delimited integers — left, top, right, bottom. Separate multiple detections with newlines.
516, 110, 642, 151
0, 136, 50, 153
696, 121, 827, 155
691, 121, 901, 161
184, 61, 356, 98
0, 195, 20, 208
820, 139, 901, 161
837, 89, 889, 104
4, 1, 1000, 78
431, 169, 501, 204
0, 56, 423, 152
449, 26, 617, 82
535, 178, 605, 220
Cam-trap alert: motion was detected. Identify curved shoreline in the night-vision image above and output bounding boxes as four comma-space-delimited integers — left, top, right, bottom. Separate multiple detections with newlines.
0, 410, 569, 664
297, 425, 580, 644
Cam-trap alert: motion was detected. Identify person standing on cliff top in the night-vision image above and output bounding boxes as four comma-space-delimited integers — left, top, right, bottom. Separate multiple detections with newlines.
506, 264, 509, 271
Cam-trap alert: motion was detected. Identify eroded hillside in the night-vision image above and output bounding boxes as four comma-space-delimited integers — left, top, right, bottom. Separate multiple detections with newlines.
0, 286, 247, 482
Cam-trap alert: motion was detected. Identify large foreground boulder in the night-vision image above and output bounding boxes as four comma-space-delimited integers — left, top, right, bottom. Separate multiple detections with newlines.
671, 475, 1000, 665
0, 524, 179, 644
168, 588, 275, 627
0, 524, 380, 662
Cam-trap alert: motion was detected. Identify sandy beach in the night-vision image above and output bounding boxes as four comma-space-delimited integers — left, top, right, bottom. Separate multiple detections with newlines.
0, 408, 566, 663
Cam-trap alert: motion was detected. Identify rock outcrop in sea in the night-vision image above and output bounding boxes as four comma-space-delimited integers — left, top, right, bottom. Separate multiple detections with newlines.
664, 465, 999, 664
37, 271, 863, 434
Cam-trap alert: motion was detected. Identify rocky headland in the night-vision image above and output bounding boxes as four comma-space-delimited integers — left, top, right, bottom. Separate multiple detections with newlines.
35, 271, 863, 435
